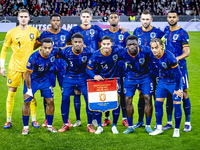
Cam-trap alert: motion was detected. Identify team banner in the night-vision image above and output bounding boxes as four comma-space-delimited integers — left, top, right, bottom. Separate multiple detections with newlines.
87, 78, 118, 113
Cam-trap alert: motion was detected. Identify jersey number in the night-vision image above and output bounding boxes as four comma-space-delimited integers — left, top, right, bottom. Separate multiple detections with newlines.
18, 41, 21, 48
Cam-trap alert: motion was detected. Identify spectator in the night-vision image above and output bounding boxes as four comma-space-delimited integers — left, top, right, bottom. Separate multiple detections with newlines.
185, 6, 191, 15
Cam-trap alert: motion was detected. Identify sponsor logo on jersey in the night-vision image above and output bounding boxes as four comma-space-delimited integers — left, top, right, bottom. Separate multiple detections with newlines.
150, 32, 156, 38
118, 34, 124, 41
112, 54, 118, 61
173, 34, 179, 40
30, 33, 34, 40
38, 66, 44, 71
99, 93, 106, 102
162, 62, 167, 68
60, 35, 66, 42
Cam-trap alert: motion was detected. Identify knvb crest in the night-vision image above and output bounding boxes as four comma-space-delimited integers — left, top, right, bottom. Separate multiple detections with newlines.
118, 34, 124, 41
82, 56, 87, 62
150, 32, 156, 38
60, 35, 66, 42
30, 33, 34, 40
139, 58, 145, 64
50, 56, 55, 62
99, 93, 106, 102
173, 34, 179, 40
162, 62, 167, 68
112, 54, 118, 61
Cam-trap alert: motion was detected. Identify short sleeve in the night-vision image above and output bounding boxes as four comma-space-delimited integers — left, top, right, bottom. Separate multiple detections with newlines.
168, 51, 178, 68
87, 54, 97, 70
37, 32, 45, 44
26, 54, 36, 71
181, 30, 189, 47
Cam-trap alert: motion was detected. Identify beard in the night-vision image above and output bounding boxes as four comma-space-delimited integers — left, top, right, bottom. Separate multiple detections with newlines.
111, 23, 117, 27
143, 24, 150, 29
168, 21, 177, 26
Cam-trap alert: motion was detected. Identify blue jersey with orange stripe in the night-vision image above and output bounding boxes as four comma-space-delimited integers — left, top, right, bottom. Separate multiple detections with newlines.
119, 46, 151, 80
87, 46, 123, 78
164, 26, 189, 69
70, 25, 102, 50
149, 50, 179, 83
58, 46, 93, 80
26, 48, 59, 82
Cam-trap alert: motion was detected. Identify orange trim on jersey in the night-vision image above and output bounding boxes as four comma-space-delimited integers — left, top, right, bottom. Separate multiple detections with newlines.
127, 47, 139, 57
39, 50, 48, 58
142, 25, 153, 32
171, 64, 178, 68
183, 44, 189, 47
72, 47, 83, 55
109, 28, 119, 33
87, 66, 93, 70
27, 69, 33, 72
50, 28, 61, 34
170, 26, 181, 31
80, 24, 91, 30
101, 48, 112, 56
155, 50, 164, 59
37, 40, 41, 44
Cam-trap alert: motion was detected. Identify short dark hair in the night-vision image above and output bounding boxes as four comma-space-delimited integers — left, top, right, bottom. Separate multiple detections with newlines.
50, 13, 61, 20
41, 38, 53, 46
150, 38, 163, 46
81, 9, 92, 16
126, 35, 138, 43
141, 10, 151, 16
72, 33, 84, 40
18, 9, 29, 16
101, 36, 112, 42
168, 10, 178, 16
110, 12, 119, 17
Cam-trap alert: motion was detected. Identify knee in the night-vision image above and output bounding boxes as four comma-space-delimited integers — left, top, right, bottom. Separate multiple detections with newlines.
24, 101, 31, 109
47, 98, 54, 107
125, 97, 132, 106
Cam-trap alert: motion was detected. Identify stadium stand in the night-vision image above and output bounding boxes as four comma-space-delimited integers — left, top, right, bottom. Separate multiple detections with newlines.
0, 0, 200, 16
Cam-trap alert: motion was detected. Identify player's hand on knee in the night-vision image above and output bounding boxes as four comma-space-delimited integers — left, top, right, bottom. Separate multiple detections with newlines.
94, 75, 104, 81
173, 89, 183, 98
1, 67, 6, 77
24, 89, 33, 100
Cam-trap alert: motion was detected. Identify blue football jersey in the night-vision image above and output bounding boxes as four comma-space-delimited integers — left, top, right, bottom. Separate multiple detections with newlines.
37, 29, 71, 72
119, 46, 151, 80
70, 25, 102, 50
133, 26, 164, 76
58, 46, 93, 80
99, 28, 130, 48
150, 50, 179, 83
87, 46, 123, 78
26, 48, 59, 82
164, 26, 189, 69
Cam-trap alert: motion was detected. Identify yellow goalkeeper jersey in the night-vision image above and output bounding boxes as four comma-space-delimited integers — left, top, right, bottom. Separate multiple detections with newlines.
1, 25, 39, 72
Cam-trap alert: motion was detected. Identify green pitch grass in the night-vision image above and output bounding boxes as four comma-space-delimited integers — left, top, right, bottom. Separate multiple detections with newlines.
0, 32, 200, 150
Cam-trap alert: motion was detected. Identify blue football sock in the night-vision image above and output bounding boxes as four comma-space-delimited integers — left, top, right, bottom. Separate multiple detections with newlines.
74, 94, 81, 121
138, 97, 145, 122
155, 101, 163, 125
183, 97, 191, 122
127, 116, 133, 126
166, 93, 173, 122
112, 106, 120, 125
43, 98, 47, 119
47, 115, 54, 126
92, 113, 96, 120
146, 116, 152, 126
174, 103, 182, 129
122, 107, 127, 119
83, 94, 92, 124
61, 95, 70, 124
22, 115, 29, 126
95, 111, 102, 127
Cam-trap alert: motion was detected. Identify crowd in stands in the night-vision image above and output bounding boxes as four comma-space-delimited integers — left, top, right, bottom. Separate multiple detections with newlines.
0, 0, 200, 17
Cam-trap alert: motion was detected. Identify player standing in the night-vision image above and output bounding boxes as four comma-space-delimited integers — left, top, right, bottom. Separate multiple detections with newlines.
149, 38, 183, 137
133, 10, 164, 128
0, 9, 40, 129
121, 35, 154, 134
99, 12, 130, 127
86, 36, 124, 134
163, 10, 191, 131
57, 33, 95, 133
34, 13, 74, 127
22, 38, 58, 135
